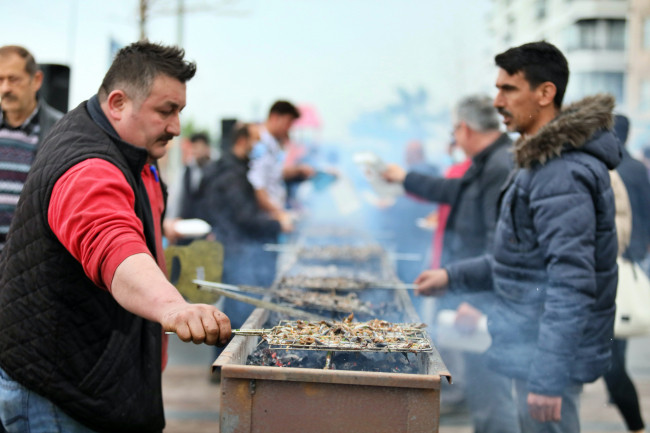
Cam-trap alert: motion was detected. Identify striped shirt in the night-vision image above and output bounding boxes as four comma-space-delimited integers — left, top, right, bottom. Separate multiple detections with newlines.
0, 107, 40, 250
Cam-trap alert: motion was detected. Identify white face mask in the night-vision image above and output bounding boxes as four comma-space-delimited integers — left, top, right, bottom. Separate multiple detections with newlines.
451, 146, 467, 164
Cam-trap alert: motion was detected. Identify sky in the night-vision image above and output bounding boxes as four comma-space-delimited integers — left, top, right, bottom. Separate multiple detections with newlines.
1, 0, 496, 150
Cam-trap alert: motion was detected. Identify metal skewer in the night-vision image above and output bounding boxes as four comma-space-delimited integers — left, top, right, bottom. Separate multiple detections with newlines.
263, 244, 298, 252
232, 329, 268, 336
193, 279, 329, 321
372, 283, 417, 290
388, 253, 422, 262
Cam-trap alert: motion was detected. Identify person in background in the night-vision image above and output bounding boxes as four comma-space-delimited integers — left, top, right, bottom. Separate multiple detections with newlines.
604, 114, 648, 433
248, 100, 314, 221
415, 41, 621, 433
0, 45, 63, 251
163, 131, 213, 245
0, 41, 230, 433
198, 122, 293, 331
378, 139, 437, 284
383, 95, 517, 433
430, 140, 471, 269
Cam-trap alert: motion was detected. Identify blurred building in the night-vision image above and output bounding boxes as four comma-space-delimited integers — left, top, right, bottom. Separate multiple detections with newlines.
627, 0, 650, 122
489, 0, 628, 106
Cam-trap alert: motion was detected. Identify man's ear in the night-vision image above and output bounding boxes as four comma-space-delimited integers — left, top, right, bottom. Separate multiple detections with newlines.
32, 70, 43, 93
105, 90, 129, 121
537, 82, 557, 108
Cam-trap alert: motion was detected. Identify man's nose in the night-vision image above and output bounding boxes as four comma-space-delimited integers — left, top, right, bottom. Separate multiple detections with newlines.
493, 92, 503, 108
167, 114, 181, 136
0, 79, 11, 95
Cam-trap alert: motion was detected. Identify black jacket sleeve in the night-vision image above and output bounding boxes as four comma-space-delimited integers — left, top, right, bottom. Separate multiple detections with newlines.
403, 171, 462, 205
201, 169, 281, 238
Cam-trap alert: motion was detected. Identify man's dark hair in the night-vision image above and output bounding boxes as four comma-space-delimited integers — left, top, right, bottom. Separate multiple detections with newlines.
190, 132, 209, 144
495, 41, 569, 109
613, 114, 629, 147
232, 122, 252, 143
0, 45, 38, 76
98, 40, 196, 102
269, 100, 300, 119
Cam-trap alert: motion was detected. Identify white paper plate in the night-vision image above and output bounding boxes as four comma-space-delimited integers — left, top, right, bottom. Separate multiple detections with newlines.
435, 309, 491, 353
174, 219, 212, 238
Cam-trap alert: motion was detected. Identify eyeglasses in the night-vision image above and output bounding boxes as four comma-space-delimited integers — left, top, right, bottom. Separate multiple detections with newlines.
450, 122, 462, 138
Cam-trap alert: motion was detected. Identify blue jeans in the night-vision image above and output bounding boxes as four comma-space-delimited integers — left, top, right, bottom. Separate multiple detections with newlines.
514, 379, 582, 433
0, 367, 97, 433
463, 352, 520, 433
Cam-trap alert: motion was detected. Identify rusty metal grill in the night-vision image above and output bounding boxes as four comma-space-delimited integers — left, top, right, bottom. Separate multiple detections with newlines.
214, 227, 450, 433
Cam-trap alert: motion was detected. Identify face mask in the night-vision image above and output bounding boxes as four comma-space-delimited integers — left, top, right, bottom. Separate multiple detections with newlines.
451, 146, 467, 164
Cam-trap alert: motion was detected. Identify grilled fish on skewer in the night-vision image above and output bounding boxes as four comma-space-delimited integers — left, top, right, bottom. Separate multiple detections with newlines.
232, 317, 432, 353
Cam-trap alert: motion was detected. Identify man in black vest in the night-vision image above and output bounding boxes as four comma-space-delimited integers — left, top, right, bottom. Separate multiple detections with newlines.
0, 41, 231, 433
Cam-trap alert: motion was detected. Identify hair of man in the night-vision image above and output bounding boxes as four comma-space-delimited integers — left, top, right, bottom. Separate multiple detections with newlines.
190, 131, 209, 144
98, 40, 196, 104
494, 41, 569, 109
455, 95, 501, 132
268, 100, 300, 119
0, 45, 38, 76
231, 121, 252, 143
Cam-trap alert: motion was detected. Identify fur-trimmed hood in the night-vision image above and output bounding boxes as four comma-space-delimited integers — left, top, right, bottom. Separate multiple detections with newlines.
514, 94, 621, 169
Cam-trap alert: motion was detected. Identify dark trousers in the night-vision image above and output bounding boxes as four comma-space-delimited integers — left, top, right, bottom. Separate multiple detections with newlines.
603, 338, 645, 431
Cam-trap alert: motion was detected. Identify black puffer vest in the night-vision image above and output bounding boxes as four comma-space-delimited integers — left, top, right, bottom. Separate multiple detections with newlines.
0, 97, 164, 432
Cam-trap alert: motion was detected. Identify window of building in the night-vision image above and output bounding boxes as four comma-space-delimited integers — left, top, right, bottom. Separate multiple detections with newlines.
641, 80, 650, 112
644, 17, 650, 50
606, 19, 626, 50
578, 19, 598, 49
565, 19, 626, 51
566, 72, 625, 105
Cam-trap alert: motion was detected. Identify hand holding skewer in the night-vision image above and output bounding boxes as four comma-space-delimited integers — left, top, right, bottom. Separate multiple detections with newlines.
413, 269, 449, 296
381, 163, 407, 183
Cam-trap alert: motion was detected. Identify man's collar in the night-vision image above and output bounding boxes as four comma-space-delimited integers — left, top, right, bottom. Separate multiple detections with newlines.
86, 94, 150, 173
86, 94, 120, 139
0, 103, 39, 132
472, 132, 510, 163
260, 126, 281, 150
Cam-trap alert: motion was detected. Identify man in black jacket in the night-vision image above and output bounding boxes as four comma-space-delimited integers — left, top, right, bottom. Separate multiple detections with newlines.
603, 114, 649, 433
383, 95, 517, 433
198, 122, 293, 329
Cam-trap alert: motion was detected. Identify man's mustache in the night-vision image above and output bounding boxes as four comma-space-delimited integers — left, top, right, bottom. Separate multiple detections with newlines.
497, 107, 513, 118
159, 133, 174, 143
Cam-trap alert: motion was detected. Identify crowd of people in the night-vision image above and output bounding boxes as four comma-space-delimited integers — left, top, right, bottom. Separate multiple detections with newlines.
0, 37, 648, 433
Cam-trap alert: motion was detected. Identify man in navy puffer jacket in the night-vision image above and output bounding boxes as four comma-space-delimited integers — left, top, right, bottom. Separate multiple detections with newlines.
415, 41, 621, 433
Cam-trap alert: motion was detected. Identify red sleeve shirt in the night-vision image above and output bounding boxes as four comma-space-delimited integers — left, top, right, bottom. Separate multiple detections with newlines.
49, 158, 167, 290
49, 157, 169, 368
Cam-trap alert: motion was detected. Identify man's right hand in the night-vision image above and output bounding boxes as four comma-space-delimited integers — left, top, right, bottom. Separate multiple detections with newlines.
381, 164, 406, 183
528, 393, 562, 422
161, 303, 231, 346
111, 253, 232, 347
414, 269, 449, 296
276, 211, 294, 233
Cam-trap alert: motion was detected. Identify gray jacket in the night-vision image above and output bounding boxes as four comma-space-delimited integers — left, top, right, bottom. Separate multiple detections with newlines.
36, 98, 64, 145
